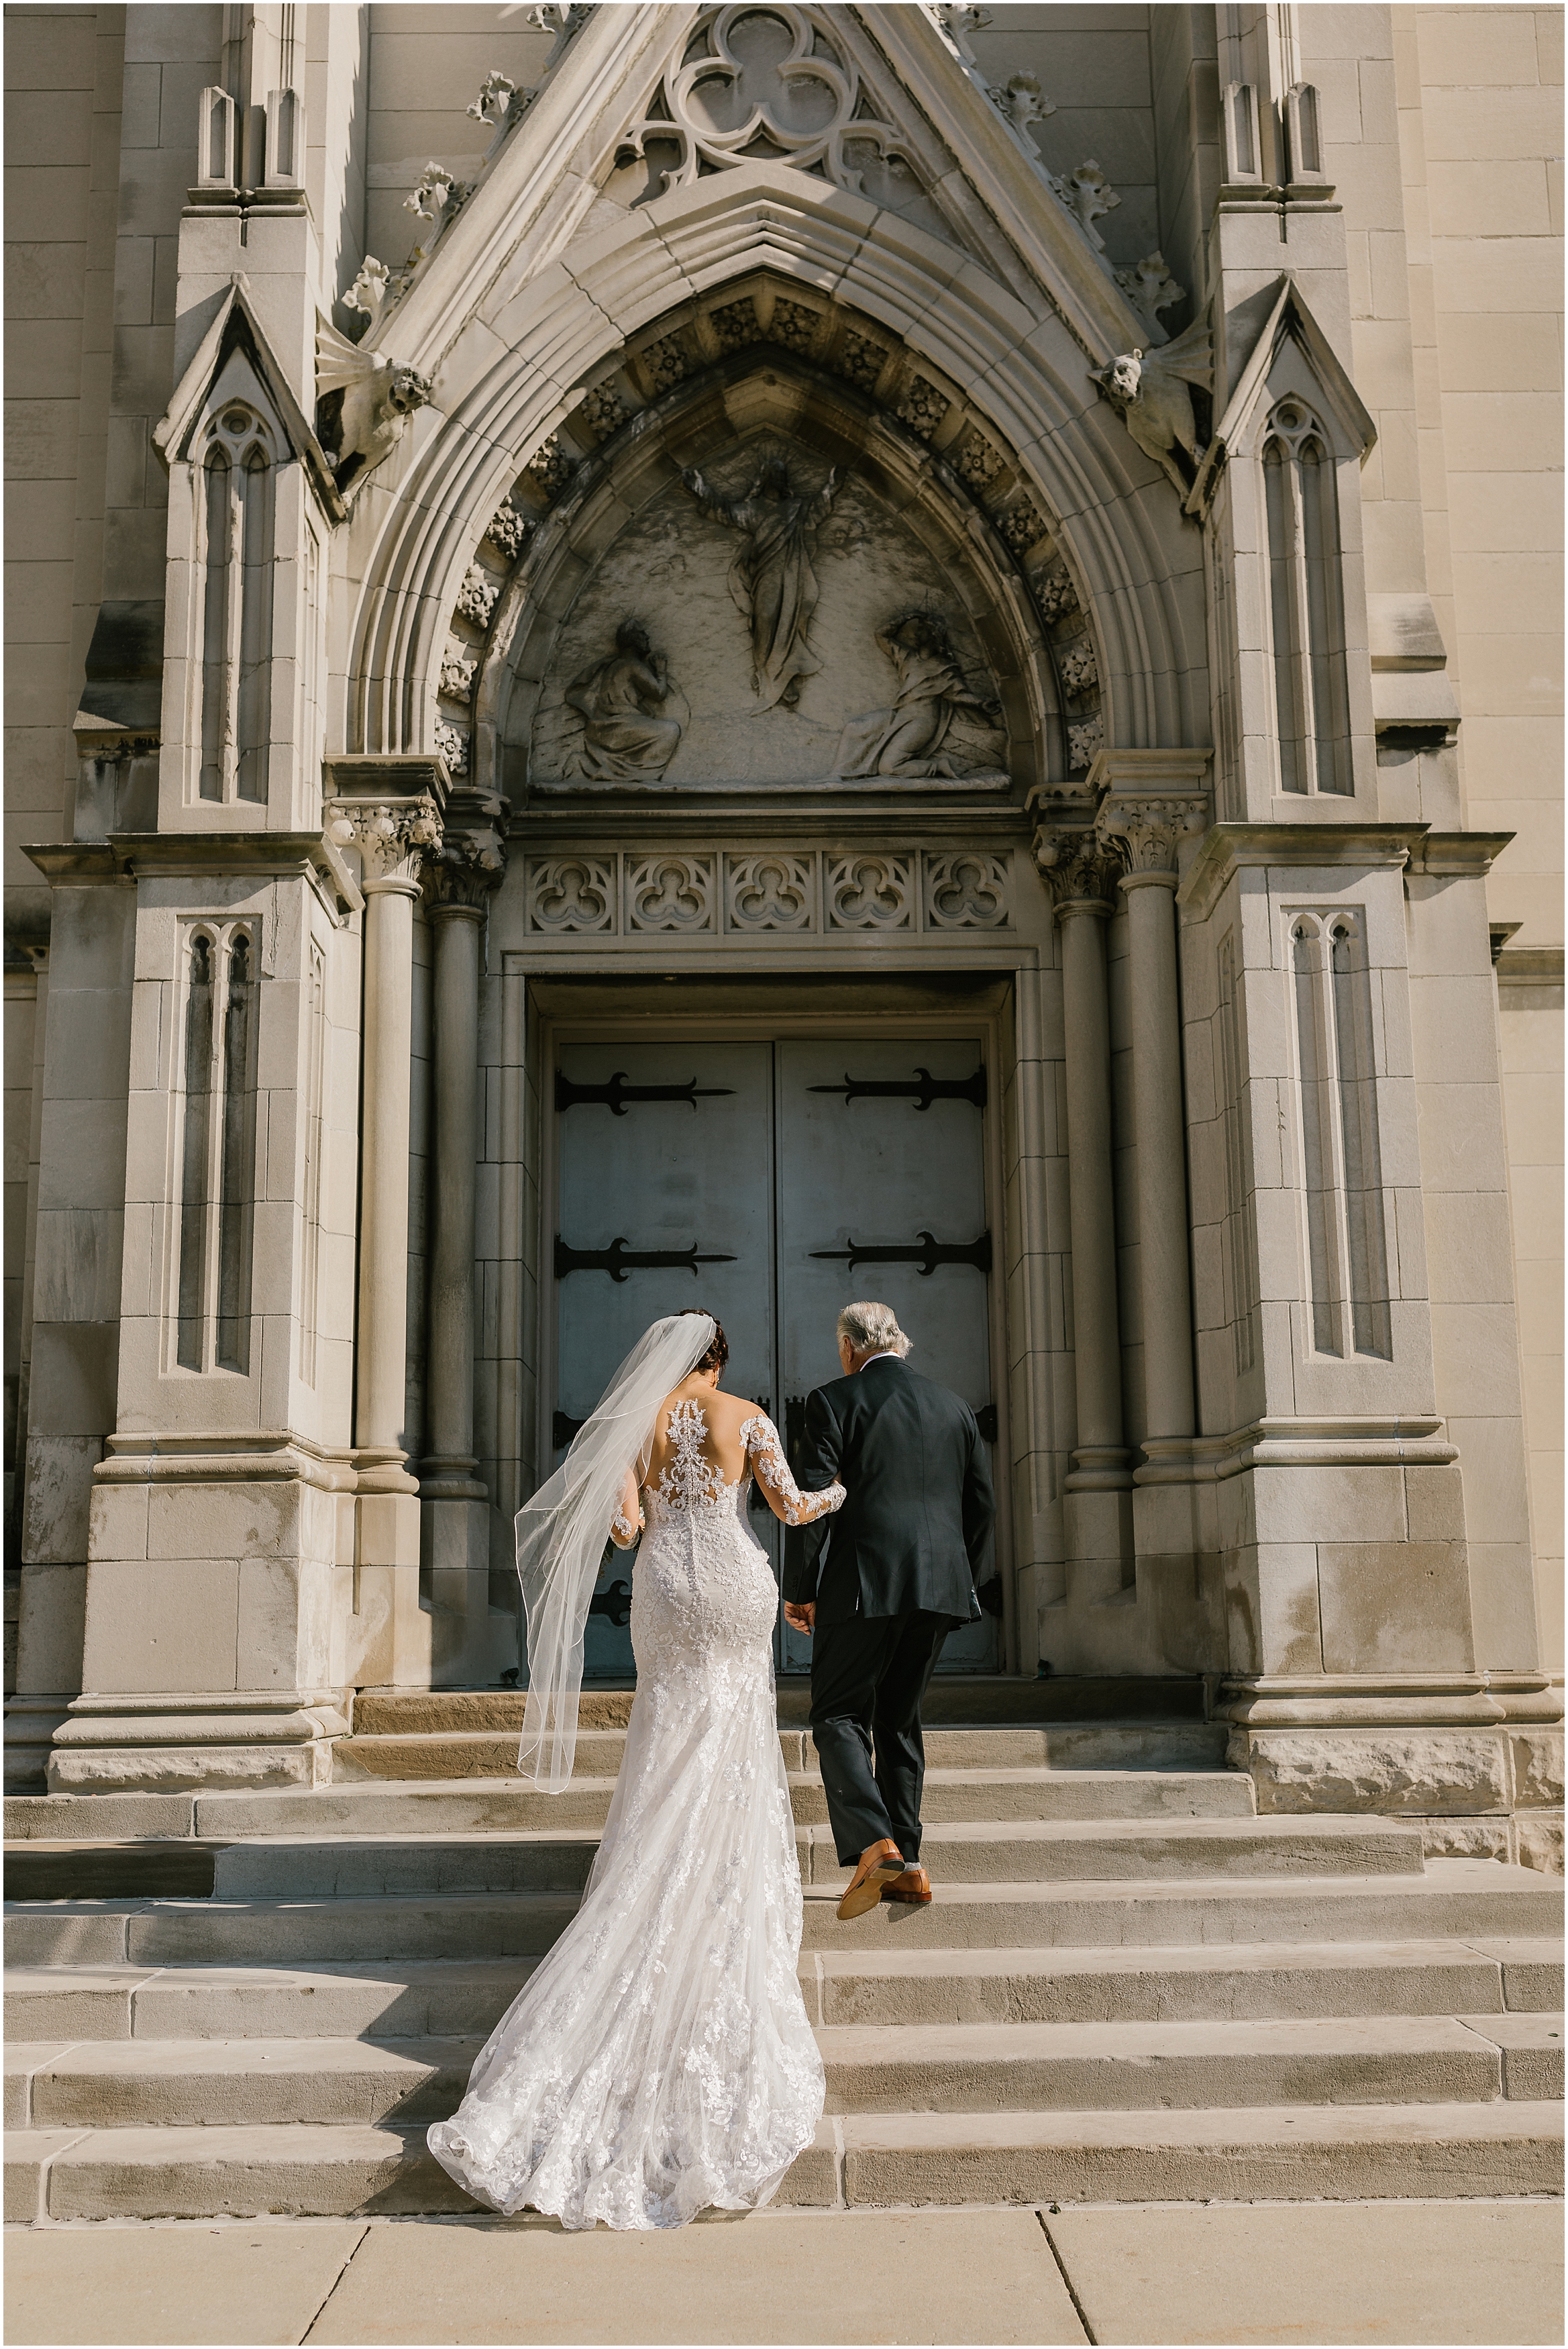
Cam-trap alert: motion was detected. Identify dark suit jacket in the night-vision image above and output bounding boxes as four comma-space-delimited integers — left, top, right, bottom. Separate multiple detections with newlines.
784, 1356, 996, 1624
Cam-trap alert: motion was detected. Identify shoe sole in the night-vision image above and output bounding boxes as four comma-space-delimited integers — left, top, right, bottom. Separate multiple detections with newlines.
837, 1860, 908, 1921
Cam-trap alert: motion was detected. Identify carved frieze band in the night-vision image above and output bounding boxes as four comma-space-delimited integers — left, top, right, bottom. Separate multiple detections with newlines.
524, 850, 1014, 937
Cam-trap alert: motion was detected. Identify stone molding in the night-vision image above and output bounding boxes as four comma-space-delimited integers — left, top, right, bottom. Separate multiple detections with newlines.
1177, 821, 1443, 920
26, 832, 364, 916
1405, 831, 1516, 879
1218, 1672, 1563, 1730
1136, 1417, 1461, 1485
94, 1430, 358, 1495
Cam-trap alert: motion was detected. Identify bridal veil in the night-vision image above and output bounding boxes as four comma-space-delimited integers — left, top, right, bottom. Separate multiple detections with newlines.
516, 1309, 715, 1789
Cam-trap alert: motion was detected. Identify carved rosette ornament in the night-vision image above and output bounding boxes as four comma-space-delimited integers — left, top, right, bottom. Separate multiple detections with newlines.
329, 799, 442, 892
1096, 794, 1206, 883
1033, 826, 1122, 913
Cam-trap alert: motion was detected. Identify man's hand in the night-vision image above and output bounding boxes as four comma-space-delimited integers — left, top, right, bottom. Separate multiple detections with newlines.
783, 1601, 816, 1636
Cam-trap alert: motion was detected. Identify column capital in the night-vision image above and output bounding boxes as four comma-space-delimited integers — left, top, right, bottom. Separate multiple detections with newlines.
1034, 826, 1122, 911
424, 819, 507, 917
329, 795, 442, 890
1096, 792, 1210, 877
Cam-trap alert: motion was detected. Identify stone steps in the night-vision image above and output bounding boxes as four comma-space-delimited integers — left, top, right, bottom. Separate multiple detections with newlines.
8, 2011, 1562, 2134
7, 1864, 1559, 1969
5, 1706, 1561, 2223
8, 2102, 1562, 2223
342, 1679, 1209, 1737
10, 1938, 1559, 2042
331, 1721, 1231, 1782
150, 1813, 1422, 1901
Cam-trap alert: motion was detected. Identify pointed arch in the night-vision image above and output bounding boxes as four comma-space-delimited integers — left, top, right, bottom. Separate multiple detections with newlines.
339, 166, 1208, 778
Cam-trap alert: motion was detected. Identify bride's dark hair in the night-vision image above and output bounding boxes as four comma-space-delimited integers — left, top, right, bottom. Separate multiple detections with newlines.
679, 1306, 729, 1374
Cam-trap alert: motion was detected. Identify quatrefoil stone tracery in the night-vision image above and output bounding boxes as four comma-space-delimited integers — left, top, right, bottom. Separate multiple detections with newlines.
623, 5, 911, 197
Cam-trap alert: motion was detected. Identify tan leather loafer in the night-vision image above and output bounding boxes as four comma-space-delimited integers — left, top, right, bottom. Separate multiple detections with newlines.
836, 1839, 907, 1921
883, 1864, 931, 1905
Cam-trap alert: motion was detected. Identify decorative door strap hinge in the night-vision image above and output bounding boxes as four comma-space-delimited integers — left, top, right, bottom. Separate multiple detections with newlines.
554, 1236, 739, 1281
809, 1230, 992, 1276
808, 1066, 986, 1111
556, 1072, 735, 1114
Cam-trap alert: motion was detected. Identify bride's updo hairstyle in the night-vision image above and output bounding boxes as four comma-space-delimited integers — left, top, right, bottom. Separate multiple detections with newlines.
678, 1306, 729, 1375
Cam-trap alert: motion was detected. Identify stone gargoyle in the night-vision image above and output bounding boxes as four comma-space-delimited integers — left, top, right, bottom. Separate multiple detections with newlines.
1090, 316, 1214, 498
315, 319, 432, 499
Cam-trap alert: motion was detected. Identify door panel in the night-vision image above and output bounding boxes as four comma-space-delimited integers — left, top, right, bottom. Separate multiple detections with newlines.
550, 1034, 999, 1684
556, 1042, 775, 1677
774, 1040, 997, 1672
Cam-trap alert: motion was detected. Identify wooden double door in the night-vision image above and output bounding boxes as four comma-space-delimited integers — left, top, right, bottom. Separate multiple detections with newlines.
552, 1036, 998, 1677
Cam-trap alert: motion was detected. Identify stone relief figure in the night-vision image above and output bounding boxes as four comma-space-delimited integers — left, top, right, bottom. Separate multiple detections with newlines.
830, 613, 1004, 781
680, 457, 837, 709
562, 620, 683, 782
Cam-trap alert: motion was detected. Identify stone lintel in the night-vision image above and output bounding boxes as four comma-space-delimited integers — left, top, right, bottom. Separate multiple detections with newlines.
1177, 821, 1434, 919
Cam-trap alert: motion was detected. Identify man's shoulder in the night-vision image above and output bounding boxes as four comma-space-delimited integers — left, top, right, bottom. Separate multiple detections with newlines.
806, 1373, 857, 1413
902, 1365, 976, 1424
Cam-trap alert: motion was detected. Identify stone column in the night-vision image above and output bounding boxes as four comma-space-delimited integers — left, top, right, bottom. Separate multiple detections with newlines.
1096, 793, 1206, 1444
1036, 830, 1131, 1497
420, 840, 503, 1686
335, 792, 443, 1688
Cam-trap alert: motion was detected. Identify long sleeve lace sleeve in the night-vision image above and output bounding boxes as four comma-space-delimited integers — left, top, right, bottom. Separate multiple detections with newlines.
609, 1466, 644, 1550
741, 1415, 845, 1528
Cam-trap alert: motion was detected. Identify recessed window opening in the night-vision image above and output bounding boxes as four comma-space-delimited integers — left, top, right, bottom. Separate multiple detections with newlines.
195, 402, 274, 805
1289, 909, 1392, 1360
1264, 401, 1351, 797
174, 923, 258, 1373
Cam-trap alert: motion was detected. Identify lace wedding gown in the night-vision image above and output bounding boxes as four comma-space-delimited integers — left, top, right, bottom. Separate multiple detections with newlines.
427, 1403, 845, 2230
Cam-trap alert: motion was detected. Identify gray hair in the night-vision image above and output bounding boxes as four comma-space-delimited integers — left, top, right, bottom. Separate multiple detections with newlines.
836, 1301, 911, 1359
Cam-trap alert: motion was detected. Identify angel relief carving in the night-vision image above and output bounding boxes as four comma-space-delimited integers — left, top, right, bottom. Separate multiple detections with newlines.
562, 621, 684, 783
680, 458, 836, 711
830, 614, 1005, 782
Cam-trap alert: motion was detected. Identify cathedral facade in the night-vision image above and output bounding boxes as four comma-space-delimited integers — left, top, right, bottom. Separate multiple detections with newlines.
4, 0, 1561, 1867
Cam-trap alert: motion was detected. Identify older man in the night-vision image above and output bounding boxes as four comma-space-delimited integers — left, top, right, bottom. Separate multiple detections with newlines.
784, 1301, 996, 1919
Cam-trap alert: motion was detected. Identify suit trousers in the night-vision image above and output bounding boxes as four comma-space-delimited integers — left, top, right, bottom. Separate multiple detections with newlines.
808, 1608, 957, 1866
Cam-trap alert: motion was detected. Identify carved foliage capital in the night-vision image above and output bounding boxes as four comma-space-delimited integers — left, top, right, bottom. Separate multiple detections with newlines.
1096, 793, 1206, 875
426, 823, 505, 913
1033, 826, 1121, 909
330, 797, 442, 889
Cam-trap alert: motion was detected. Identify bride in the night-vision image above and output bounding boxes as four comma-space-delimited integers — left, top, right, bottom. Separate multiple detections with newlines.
427, 1309, 846, 2230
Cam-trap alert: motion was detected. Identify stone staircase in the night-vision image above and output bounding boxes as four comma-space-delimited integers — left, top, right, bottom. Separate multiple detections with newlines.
5, 1686, 1563, 2222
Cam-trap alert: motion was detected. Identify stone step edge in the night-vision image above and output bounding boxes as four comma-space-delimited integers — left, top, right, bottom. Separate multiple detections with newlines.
9, 2104, 1563, 2223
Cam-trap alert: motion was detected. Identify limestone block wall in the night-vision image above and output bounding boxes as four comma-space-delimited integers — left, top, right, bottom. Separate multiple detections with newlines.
1398, 4, 1563, 1670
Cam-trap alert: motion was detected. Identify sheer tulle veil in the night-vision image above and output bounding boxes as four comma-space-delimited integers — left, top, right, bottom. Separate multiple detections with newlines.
517, 1312, 716, 1789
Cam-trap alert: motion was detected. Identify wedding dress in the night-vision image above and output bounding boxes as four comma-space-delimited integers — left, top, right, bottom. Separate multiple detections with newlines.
427, 1401, 844, 2230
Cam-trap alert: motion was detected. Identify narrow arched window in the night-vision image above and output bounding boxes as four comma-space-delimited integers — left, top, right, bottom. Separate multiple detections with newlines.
1263, 404, 1351, 797
174, 922, 257, 1374
217, 931, 256, 1372
177, 933, 215, 1368
1289, 908, 1392, 1361
195, 404, 273, 806
199, 452, 231, 802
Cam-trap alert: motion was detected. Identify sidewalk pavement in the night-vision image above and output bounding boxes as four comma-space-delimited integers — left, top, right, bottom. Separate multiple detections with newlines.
5, 2199, 1562, 2346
